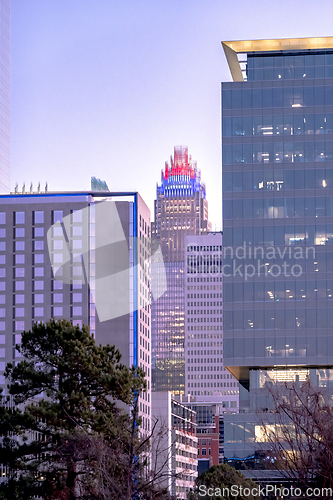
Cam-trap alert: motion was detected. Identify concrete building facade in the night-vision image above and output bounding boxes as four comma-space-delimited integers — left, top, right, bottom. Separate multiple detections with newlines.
0, 191, 151, 431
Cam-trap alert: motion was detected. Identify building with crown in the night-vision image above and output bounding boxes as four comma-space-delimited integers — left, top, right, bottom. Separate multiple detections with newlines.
151, 146, 211, 394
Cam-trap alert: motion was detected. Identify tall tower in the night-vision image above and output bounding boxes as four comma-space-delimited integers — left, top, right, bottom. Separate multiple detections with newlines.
151, 146, 211, 394
0, 0, 10, 193
221, 37, 333, 465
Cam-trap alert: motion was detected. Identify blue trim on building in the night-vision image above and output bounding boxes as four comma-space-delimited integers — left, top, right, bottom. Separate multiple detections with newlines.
133, 193, 138, 369
0, 191, 137, 200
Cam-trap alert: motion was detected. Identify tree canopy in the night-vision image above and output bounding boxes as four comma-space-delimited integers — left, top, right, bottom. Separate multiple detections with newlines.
188, 464, 260, 500
0, 319, 166, 500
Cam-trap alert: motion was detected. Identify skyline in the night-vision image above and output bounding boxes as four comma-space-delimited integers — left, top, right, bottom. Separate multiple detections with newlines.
11, 0, 333, 228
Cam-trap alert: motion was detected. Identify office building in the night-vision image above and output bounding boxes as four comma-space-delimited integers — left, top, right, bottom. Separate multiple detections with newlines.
184, 232, 239, 407
221, 37, 333, 463
152, 391, 198, 499
0, 190, 151, 432
0, 0, 10, 193
152, 146, 211, 394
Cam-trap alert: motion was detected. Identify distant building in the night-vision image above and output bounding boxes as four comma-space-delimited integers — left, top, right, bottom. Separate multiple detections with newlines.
152, 146, 211, 394
152, 391, 198, 499
91, 177, 109, 192
0, 191, 151, 433
184, 232, 239, 407
0, 0, 10, 193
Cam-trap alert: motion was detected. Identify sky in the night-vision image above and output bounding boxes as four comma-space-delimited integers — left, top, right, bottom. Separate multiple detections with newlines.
10, 0, 333, 229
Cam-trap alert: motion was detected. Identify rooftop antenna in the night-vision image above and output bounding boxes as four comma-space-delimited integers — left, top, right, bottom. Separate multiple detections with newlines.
30, 182, 33, 194
14, 183, 18, 194
22, 183, 25, 194
45, 182, 48, 193
37, 182, 40, 193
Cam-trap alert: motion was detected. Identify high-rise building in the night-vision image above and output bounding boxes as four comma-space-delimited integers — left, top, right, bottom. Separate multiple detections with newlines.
221, 37, 333, 464
0, 190, 151, 432
184, 232, 238, 407
0, 0, 10, 193
152, 146, 211, 394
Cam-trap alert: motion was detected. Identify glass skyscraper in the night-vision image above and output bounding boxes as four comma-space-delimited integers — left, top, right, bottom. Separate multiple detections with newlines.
0, 0, 10, 193
151, 146, 211, 394
221, 37, 333, 462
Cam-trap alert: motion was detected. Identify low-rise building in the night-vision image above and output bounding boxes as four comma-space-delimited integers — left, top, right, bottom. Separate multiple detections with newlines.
152, 391, 198, 499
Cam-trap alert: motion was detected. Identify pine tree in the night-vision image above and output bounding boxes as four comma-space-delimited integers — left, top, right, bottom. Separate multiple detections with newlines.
0, 319, 147, 499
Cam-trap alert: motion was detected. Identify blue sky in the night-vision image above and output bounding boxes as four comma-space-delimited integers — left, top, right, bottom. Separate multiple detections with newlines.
11, 0, 333, 228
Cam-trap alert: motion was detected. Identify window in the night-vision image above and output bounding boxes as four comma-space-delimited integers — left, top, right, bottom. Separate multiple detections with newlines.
54, 294, 63, 303
34, 268, 44, 277
15, 228, 24, 238
73, 280, 82, 288
0, 242, 5, 251
0, 255, 5, 264
0, 349, 5, 357
73, 267, 82, 276
34, 295, 44, 304
34, 254, 44, 264
53, 254, 63, 263
53, 307, 63, 316
15, 268, 24, 278
15, 255, 24, 265
15, 321, 24, 331
73, 306, 82, 316
73, 293, 82, 302
53, 211, 63, 224
15, 241, 24, 251
72, 210, 82, 223
0, 213, 5, 224
73, 240, 82, 249
34, 227, 44, 238
34, 241, 44, 251
52, 227, 62, 237
34, 307, 44, 317
15, 334, 22, 344
0, 229, 6, 238
0, 324, 5, 332
53, 281, 63, 290
73, 319, 82, 328
53, 240, 63, 250
15, 308, 24, 317
202, 449, 207, 456
15, 282, 24, 291
34, 281, 44, 290
0, 296, 5, 304
15, 295, 24, 304
73, 226, 82, 236
34, 211, 44, 224
15, 212, 25, 224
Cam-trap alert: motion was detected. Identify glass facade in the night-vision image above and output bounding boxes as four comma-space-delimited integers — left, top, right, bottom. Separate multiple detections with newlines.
222, 38, 333, 461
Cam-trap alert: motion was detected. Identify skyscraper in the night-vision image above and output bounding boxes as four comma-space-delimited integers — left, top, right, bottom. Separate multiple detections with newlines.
184, 232, 238, 406
0, 0, 10, 193
0, 190, 151, 433
152, 146, 211, 394
221, 37, 333, 463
